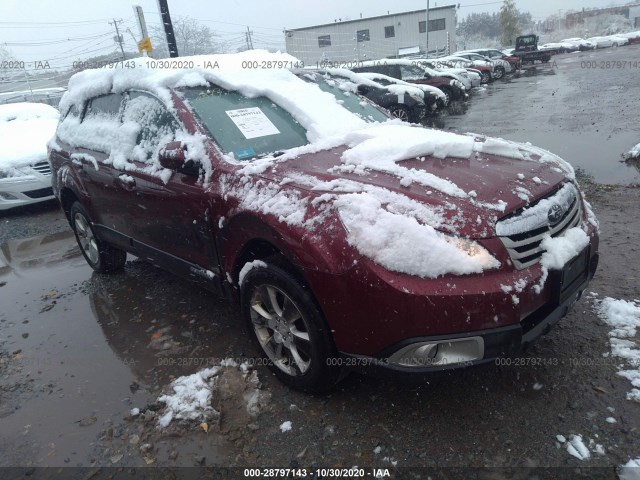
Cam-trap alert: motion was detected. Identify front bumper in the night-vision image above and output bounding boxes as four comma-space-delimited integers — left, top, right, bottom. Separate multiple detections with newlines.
341, 251, 599, 376
0, 176, 55, 211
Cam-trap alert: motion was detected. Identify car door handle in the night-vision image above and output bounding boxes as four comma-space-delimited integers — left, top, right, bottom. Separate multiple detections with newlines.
116, 174, 136, 190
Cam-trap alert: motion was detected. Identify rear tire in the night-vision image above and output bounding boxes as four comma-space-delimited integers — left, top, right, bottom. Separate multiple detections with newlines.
70, 202, 126, 273
241, 261, 341, 393
480, 71, 491, 83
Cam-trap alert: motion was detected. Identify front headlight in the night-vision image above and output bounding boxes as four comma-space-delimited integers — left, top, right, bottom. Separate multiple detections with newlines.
336, 199, 501, 278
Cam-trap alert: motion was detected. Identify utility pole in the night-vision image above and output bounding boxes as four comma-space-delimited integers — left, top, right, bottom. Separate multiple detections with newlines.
425, 0, 430, 57
246, 26, 254, 50
157, 0, 179, 57
109, 18, 126, 60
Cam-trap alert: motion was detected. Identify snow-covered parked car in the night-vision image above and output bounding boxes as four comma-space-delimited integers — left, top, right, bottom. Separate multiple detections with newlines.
49, 51, 600, 392
300, 69, 435, 122
454, 51, 513, 78
618, 31, 640, 44
560, 38, 596, 51
410, 59, 481, 89
351, 70, 447, 109
0, 102, 59, 210
587, 35, 629, 48
351, 59, 468, 103
432, 56, 490, 84
539, 42, 576, 53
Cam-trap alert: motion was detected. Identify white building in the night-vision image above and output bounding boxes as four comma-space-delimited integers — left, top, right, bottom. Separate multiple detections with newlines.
285, 6, 457, 65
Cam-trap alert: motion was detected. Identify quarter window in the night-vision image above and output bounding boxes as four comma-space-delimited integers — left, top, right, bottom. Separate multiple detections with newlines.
84, 93, 124, 120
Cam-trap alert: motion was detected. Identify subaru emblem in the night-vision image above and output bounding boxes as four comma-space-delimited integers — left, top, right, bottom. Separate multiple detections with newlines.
547, 204, 564, 225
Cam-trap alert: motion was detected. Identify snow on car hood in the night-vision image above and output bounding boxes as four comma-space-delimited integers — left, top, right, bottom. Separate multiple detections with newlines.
0, 102, 60, 170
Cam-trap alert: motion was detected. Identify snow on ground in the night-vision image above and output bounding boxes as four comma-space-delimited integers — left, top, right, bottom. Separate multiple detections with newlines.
555, 434, 605, 460
624, 142, 640, 160
619, 457, 640, 480
0, 103, 59, 171
279, 421, 292, 432
594, 297, 640, 403
154, 359, 265, 428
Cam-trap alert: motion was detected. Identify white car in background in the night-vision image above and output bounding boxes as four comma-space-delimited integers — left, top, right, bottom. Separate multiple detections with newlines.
587, 34, 629, 48
0, 102, 59, 210
413, 59, 482, 88
454, 52, 512, 79
434, 56, 491, 84
539, 42, 576, 53
560, 38, 596, 51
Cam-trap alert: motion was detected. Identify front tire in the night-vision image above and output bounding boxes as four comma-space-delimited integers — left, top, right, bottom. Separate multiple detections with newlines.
70, 202, 126, 273
493, 66, 505, 79
388, 104, 411, 122
480, 71, 491, 83
241, 261, 341, 393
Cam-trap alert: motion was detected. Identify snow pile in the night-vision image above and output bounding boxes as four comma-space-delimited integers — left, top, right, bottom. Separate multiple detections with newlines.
624, 143, 640, 160
155, 359, 264, 428
279, 421, 292, 433
0, 102, 59, 170
594, 297, 640, 403
619, 457, 640, 480
335, 191, 500, 278
157, 367, 220, 428
556, 434, 605, 460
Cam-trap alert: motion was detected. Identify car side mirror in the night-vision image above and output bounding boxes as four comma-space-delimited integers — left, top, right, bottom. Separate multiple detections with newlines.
158, 141, 186, 170
357, 85, 370, 95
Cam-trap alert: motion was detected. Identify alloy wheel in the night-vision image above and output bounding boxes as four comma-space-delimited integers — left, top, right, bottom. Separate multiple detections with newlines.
74, 213, 99, 265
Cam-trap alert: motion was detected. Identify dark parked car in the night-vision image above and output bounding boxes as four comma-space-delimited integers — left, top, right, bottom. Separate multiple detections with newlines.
300, 70, 431, 123
352, 60, 467, 103
49, 55, 599, 393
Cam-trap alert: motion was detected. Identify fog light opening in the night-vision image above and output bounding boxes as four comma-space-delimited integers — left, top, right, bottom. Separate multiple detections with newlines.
388, 337, 484, 368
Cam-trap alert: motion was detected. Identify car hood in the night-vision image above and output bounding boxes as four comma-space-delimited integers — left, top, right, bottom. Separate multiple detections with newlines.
254, 125, 571, 239
0, 116, 58, 171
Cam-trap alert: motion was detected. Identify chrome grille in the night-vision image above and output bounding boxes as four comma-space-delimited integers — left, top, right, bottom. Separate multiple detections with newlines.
497, 183, 583, 270
31, 161, 51, 176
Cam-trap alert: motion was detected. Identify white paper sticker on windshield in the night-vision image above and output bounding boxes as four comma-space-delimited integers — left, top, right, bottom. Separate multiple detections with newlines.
225, 107, 280, 139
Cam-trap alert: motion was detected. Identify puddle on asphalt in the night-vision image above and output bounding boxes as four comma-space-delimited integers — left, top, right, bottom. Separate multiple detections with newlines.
0, 230, 254, 466
426, 65, 640, 185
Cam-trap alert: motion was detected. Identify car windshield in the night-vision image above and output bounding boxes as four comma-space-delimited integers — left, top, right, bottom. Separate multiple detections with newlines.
300, 73, 390, 123
180, 86, 308, 161
399, 65, 428, 80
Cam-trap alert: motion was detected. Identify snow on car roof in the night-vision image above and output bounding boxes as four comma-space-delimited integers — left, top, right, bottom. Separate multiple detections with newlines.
0, 102, 59, 170
353, 71, 445, 99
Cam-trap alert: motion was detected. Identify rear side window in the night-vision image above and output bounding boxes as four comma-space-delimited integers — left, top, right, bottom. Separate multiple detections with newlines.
122, 91, 180, 163
84, 93, 123, 121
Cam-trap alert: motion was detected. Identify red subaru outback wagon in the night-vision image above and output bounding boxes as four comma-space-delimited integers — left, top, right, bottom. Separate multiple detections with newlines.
48, 54, 599, 392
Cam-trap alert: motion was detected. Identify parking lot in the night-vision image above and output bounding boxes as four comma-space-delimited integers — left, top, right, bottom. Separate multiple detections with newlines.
1, 45, 639, 476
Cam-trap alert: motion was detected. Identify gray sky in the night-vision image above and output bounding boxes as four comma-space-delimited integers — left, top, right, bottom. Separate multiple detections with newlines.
0, 0, 627, 67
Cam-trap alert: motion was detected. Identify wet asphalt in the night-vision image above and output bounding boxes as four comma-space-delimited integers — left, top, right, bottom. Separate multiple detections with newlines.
1, 45, 639, 477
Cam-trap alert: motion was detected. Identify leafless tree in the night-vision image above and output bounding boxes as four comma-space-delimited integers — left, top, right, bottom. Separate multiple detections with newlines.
150, 17, 227, 58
